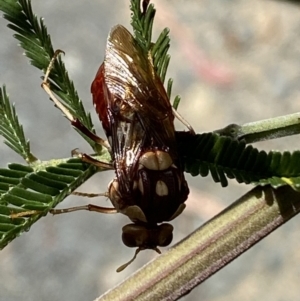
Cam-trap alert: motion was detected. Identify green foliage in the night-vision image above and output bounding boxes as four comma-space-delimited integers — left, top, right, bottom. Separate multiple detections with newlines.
0, 0, 114, 247
0, 0, 96, 149
1, 0, 300, 251
0, 159, 98, 249
0, 86, 37, 163
130, 0, 180, 104
177, 132, 300, 190
130, 0, 155, 52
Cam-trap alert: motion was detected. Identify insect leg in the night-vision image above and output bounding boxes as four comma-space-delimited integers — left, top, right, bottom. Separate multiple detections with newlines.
71, 149, 114, 169
72, 191, 108, 198
10, 201, 117, 219
172, 107, 195, 135
41, 50, 111, 150
50, 204, 117, 215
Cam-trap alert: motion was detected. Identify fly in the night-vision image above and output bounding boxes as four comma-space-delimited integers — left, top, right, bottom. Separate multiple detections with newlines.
40, 24, 194, 271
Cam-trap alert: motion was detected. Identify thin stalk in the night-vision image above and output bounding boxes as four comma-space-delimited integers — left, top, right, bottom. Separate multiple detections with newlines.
96, 185, 300, 300
214, 112, 300, 143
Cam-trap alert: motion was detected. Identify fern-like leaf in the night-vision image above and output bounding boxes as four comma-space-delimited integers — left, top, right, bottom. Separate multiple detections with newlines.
130, 0, 180, 107
130, 0, 155, 52
0, 0, 183, 250
151, 28, 171, 83
0, 86, 37, 163
177, 132, 300, 190
0, 0, 97, 149
0, 157, 104, 249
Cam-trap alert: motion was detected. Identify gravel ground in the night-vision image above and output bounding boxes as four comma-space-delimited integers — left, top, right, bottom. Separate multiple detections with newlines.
1, 0, 300, 300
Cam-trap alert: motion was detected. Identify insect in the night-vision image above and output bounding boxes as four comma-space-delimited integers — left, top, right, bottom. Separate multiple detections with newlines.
41, 24, 193, 271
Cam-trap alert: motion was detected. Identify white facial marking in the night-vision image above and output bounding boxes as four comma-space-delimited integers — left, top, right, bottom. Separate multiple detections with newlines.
155, 180, 168, 196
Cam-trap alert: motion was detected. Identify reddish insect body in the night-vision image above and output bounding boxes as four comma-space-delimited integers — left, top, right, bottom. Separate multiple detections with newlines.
91, 25, 189, 253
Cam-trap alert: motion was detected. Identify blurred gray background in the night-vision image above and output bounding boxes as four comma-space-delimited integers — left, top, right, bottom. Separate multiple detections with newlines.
1, 0, 300, 300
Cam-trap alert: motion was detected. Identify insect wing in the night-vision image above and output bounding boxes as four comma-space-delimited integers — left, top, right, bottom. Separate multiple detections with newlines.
104, 25, 177, 152
91, 25, 186, 215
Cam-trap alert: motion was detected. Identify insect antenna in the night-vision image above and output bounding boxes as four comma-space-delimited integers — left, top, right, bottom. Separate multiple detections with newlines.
116, 247, 161, 272
116, 248, 141, 272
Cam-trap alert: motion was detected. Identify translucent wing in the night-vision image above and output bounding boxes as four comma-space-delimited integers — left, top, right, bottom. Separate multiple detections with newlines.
106, 26, 176, 149
91, 25, 179, 195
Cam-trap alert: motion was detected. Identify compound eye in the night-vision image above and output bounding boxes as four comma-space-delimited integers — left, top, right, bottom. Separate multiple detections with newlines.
157, 223, 173, 247
121, 223, 174, 248
121, 224, 149, 248
117, 224, 173, 272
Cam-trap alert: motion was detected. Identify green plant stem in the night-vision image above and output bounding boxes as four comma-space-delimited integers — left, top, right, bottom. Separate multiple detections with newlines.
214, 112, 300, 143
96, 185, 300, 301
